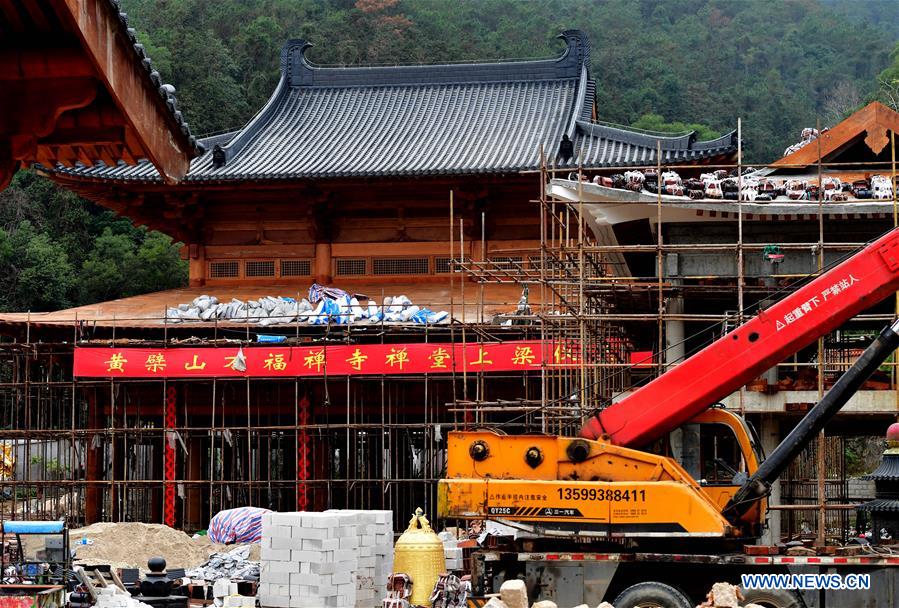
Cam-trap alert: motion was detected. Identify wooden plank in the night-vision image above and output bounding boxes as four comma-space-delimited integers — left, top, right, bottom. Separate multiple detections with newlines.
774, 101, 899, 168
74, 567, 99, 601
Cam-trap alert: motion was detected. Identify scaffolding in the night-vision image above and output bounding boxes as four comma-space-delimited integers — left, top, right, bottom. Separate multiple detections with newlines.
456, 127, 899, 544
0, 127, 895, 545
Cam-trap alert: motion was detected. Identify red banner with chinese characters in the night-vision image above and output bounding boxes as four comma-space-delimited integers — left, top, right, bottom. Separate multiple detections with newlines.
73, 341, 579, 378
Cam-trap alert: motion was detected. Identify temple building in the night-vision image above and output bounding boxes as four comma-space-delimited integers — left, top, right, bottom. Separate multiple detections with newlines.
9, 29, 835, 535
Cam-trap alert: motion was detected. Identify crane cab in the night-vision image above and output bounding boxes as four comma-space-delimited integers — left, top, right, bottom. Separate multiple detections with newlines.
438, 409, 766, 540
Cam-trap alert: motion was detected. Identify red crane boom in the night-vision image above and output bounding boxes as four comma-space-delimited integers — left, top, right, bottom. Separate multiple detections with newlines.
580, 228, 899, 447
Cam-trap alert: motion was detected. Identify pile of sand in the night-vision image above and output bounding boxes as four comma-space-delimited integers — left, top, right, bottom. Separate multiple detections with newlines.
70, 522, 260, 571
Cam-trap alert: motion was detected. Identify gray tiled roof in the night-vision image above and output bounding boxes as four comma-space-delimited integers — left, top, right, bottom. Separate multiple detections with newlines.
50, 30, 734, 183
857, 498, 899, 513
574, 121, 737, 167
864, 454, 899, 481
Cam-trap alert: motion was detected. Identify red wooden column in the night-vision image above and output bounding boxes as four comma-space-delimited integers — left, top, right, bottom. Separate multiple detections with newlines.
84, 389, 102, 523
164, 385, 177, 527
296, 397, 310, 511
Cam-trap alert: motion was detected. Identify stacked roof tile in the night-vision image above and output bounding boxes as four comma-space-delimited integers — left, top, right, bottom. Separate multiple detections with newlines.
108, 0, 202, 155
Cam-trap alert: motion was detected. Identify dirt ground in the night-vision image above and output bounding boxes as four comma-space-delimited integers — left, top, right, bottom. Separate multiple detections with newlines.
64, 522, 260, 570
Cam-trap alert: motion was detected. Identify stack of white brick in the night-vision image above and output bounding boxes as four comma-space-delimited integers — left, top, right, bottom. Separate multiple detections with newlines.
258, 511, 359, 608
443, 540, 464, 571
213, 580, 256, 608
326, 509, 394, 607
221, 596, 257, 608
439, 530, 465, 572
258, 510, 395, 608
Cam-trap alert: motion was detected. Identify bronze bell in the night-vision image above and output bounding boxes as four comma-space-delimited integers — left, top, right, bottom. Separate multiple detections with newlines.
392, 507, 446, 607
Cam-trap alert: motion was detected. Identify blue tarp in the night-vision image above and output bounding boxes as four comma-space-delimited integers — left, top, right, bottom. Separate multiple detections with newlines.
3, 521, 65, 534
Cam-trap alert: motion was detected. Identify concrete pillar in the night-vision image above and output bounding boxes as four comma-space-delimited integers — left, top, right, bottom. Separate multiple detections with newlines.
313, 242, 332, 285
665, 295, 685, 365
664, 253, 685, 365
663, 253, 699, 475
759, 414, 782, 544
759, 298, 779, 386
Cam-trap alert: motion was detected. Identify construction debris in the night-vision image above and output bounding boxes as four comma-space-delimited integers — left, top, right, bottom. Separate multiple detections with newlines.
567, 166, 896, 203
186, 546, 259, 583
94, 586, 153, 608
499, 580, 528, 608
696, 583, 755, 608
783, 127, 821, 156
438, 529, 465, 571
212, 579, 256, 608
477, 597, 612, 608
165, 288, 449, 326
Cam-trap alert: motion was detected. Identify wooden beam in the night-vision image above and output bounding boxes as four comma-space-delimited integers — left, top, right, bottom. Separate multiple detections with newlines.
0, 48, 93, 80
40, 126, 124, 147
0, 78, 97, 138
0, 1, 26, 32
19, 1, 56, 33
55, 0, 192, 182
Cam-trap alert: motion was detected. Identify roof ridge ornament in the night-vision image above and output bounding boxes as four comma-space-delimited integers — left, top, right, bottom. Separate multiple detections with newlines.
557, 30, 590, 67
281, 39, 314, 87
278, 31, 588, 89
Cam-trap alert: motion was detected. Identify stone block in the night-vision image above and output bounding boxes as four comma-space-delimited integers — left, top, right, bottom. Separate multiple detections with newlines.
500, 579, 528, 608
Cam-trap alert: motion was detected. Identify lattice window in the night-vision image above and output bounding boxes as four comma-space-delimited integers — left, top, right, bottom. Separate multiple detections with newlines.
528, 255, 549, 271
373, 258, 429, 275
490, 256, 523, 269
281, 259, 311, 277
434, 257, 453, 273
209, 260, 239, 278
335, 258, 367, 276
245, 260, 275, 277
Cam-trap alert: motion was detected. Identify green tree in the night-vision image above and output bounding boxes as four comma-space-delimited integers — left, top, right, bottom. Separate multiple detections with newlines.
132, 231, 189, 294
877, 42, 899, 111
630, 113, 720, 142
6, 224, 75, 311
79, 228, 139, 304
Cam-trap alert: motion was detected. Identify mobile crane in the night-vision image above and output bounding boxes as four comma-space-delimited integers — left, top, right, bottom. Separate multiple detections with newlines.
438, 227, 899, 607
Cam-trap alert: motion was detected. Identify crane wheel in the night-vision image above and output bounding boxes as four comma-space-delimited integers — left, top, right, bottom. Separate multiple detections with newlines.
612, 581, 692, 608
738, 587, 804, 608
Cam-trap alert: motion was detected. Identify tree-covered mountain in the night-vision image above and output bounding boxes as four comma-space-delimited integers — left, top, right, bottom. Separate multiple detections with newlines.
121, 0, 897, 161
1, 0, 898, 312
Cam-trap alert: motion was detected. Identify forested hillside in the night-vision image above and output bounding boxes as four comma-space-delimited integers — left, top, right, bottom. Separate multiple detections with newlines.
2, 0, 898, 312
119, 0, 897, 161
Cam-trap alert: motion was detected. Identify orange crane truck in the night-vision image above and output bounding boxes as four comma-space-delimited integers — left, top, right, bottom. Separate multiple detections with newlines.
440, 227, 899, 608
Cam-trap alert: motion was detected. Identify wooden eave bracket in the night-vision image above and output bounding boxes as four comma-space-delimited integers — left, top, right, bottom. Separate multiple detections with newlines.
57, 0, 192, 183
